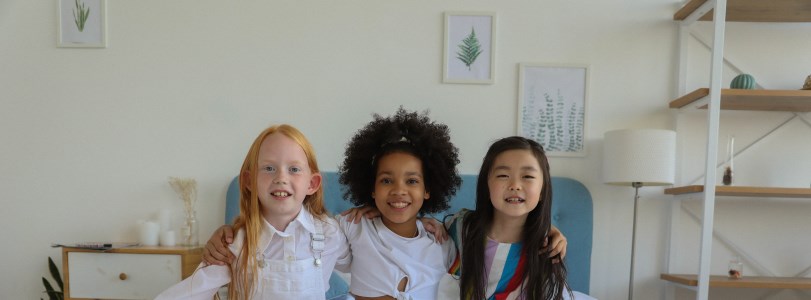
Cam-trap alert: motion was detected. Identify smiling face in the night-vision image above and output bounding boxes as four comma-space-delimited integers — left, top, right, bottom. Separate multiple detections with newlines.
487, 149, 543, 222
253, 132, 320, 228
371, 152, 430, 234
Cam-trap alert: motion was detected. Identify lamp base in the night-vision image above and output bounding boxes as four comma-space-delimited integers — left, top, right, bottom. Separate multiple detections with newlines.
629, 182, 642, 300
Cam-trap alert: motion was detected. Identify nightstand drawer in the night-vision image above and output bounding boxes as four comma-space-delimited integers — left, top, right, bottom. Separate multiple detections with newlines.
63, 246, 202, 300
69, 252, 180, 299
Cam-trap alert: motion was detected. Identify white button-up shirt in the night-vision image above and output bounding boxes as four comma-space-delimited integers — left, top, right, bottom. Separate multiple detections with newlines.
155, 208, 350, 300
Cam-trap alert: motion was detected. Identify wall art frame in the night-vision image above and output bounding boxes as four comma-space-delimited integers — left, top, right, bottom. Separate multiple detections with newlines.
57, 0, 107, 48
442, 11, 496, 84
517, 63, 589, 157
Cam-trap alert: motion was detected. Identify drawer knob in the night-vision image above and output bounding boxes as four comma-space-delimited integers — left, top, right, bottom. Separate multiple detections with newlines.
119, 273, 128, 280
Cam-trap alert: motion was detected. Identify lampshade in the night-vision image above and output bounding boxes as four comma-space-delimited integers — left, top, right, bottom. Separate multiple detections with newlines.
603, 129, 676, 186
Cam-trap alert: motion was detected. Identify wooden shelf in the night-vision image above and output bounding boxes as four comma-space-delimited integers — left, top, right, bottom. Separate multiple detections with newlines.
669, 88, 811, 112
665, 185, 811, 198
62, 245, 202, 255
661, 274, 811, 289
674, 0, 811, 22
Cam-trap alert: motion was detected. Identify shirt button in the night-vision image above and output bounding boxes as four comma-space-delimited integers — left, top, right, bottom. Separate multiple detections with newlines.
284, 237, 292, 242
286, 256, 295, 261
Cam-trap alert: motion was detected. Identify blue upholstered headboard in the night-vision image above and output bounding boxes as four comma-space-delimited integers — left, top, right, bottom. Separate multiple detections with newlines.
225, 172, 593, 294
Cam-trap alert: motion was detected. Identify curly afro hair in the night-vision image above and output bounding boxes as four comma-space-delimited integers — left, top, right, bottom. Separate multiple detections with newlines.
338, 107, 461, 214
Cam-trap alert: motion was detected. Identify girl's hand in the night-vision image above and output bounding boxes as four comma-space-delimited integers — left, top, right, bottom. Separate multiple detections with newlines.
340, 206, 380, 224
421, 217, 448, 243
201, 225, 235, 266
543, 225, 567, 263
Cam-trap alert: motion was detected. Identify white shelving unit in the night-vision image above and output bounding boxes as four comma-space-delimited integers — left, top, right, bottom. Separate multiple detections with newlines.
661, 1, 811, 299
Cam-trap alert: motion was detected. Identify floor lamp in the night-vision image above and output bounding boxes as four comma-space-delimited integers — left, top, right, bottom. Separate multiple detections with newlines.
603, 129, 676, 300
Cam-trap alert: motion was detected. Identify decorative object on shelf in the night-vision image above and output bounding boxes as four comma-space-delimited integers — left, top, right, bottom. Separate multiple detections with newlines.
603, 129, 676, 300
802, 75, 811, 90
723, 135, 735, 186
730, 74, 756, 89
182, 210, 199, 246
168, 177, 199, 246
137, 219, 160, 246
160, 230, 176, 247
723, 167, 733, 186
728, 256, 743, 279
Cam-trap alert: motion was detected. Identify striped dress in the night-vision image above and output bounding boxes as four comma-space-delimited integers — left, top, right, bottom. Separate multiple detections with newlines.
446, 210, 527, 300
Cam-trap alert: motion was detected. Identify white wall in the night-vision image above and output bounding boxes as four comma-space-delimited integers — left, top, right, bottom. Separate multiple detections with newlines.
1, 0, 808, 299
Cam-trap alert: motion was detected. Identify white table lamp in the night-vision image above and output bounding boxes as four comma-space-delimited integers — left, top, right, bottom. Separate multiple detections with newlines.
603, 129, 676, 300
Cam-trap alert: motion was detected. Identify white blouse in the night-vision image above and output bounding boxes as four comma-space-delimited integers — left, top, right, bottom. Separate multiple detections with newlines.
155, 208, 350, 300
337, 216, 454, 300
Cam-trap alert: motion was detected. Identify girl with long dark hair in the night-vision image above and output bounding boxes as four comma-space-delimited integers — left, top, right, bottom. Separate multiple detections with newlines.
445, 136, 572, 299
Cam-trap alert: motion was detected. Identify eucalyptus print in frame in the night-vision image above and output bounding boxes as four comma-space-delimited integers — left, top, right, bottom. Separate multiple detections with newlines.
518, 64, 589, 157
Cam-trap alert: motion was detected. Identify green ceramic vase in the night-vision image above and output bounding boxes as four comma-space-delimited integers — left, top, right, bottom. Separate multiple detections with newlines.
730, 74, 756, 89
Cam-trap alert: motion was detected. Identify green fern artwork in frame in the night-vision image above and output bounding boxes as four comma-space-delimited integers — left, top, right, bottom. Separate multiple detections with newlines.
456, 27, 483, 71
73, 0, 90, 32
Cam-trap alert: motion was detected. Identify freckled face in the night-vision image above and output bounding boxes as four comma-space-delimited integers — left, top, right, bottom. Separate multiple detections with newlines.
254, 133, 319, 222
488, 149, 543, 221
371, 152, 430, 227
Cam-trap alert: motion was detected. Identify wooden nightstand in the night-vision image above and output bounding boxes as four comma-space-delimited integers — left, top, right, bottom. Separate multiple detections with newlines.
62, 245, 202, 300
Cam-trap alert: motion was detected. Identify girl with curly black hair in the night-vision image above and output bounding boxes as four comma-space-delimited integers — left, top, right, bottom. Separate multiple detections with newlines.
338, 107, 461, 221
335, 107, 462, 299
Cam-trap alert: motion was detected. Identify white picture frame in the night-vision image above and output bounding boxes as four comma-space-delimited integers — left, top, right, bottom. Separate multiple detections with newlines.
443, 12, 496, 84
57, 0, 107, 48
517, 63, 589, 157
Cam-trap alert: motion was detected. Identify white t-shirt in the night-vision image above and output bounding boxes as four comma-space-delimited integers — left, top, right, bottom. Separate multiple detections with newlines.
337, 216, 454, 300
155, 208, 350, 300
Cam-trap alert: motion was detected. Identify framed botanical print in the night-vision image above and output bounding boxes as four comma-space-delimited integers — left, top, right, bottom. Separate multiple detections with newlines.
518, 63, 589, 157
443, 12, 496, 84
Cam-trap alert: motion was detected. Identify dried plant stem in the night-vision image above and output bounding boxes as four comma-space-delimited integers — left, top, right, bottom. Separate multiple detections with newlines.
168, 177, 197, 217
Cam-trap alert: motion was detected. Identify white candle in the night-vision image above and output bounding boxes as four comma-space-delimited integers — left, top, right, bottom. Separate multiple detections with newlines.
138, 220, 160, 246
729, 135, 734, 170
160, 230, 176, 246
159, 209, 172, 233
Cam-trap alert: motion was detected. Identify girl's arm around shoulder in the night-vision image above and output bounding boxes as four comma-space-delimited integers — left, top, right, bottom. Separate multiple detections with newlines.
156, 230, 247, 300
442, 209, 472, 242
332, 212, 364, 241
440, 232, 457, 270
440, 209, 470, 272
154, 263, 231, 300
442, 209, 472, 229
326, 215, 352, 273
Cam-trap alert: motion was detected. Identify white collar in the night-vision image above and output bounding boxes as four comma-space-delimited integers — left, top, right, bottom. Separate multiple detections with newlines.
373, 217, 424, 240
259, 207, 318, 249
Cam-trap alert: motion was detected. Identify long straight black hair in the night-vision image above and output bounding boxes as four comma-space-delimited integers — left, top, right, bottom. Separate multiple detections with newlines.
460, 136, 570, 299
